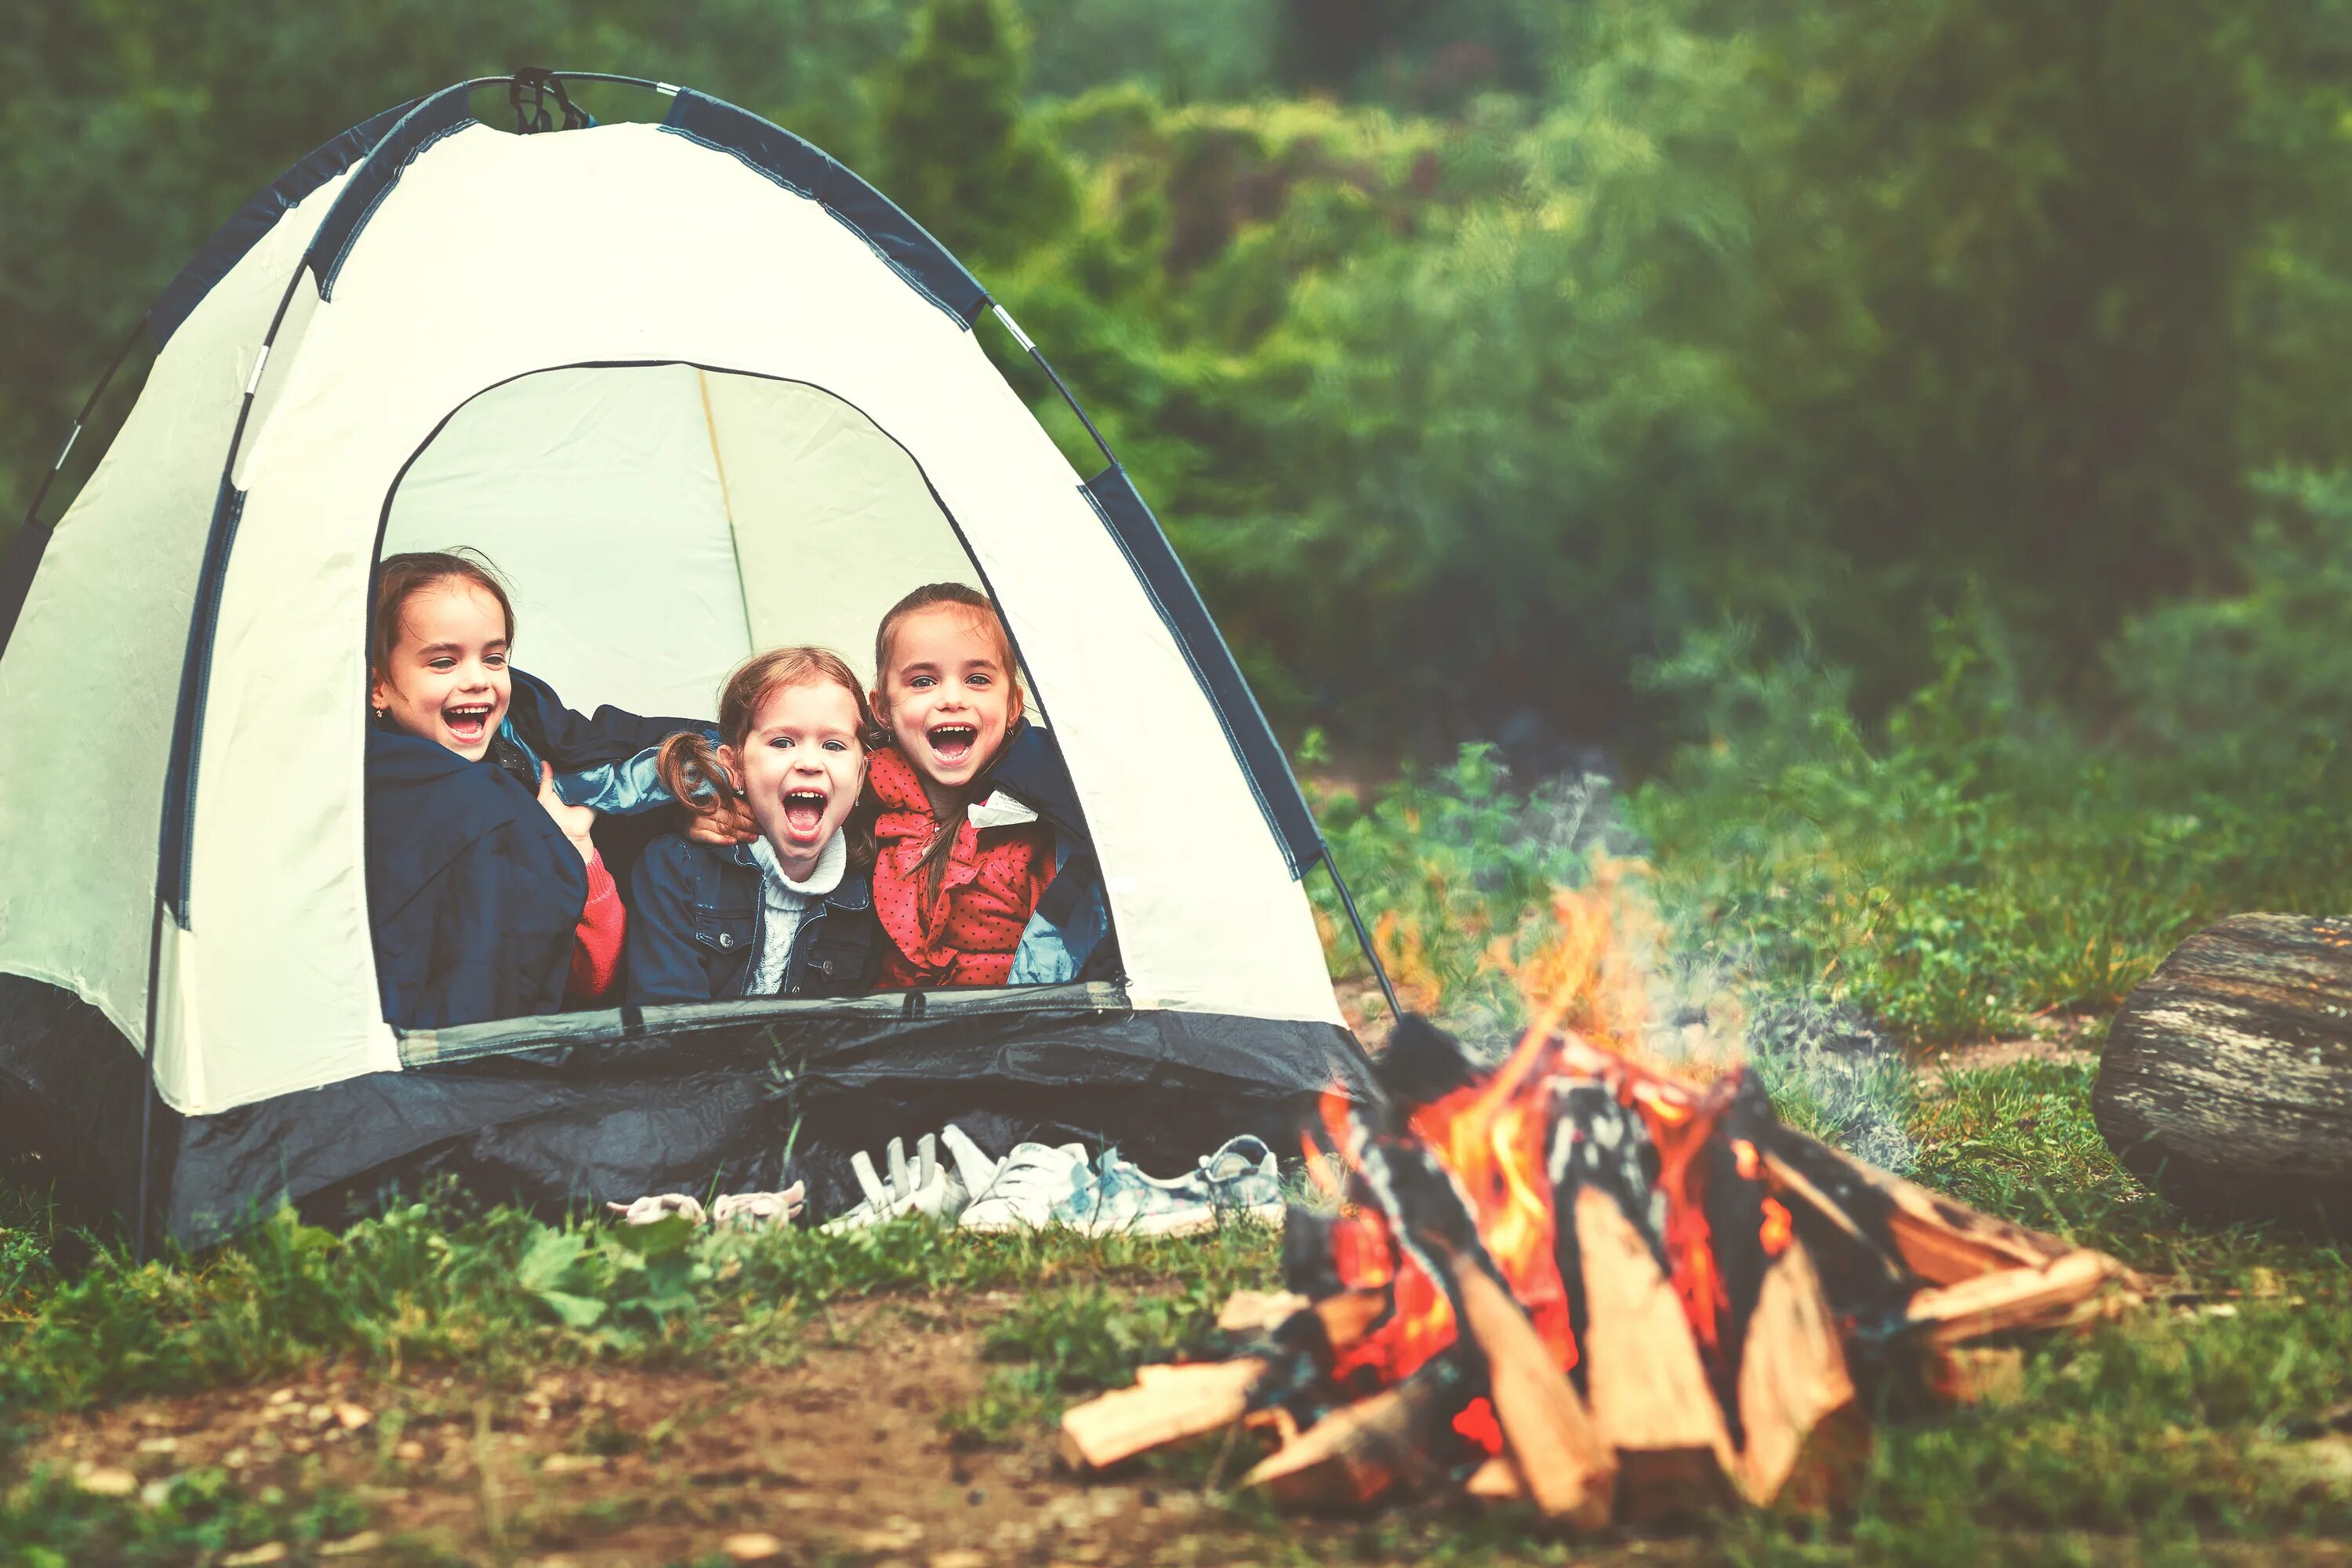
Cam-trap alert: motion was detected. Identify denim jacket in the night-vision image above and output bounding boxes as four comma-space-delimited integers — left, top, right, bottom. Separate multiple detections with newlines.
624, 833, 883, 1004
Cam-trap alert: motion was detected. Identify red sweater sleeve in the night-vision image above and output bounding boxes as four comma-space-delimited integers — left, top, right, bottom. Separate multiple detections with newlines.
565, 851, 626, 1005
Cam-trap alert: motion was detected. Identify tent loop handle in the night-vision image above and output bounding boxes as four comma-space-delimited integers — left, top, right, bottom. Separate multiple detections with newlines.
510, 68, 587, 134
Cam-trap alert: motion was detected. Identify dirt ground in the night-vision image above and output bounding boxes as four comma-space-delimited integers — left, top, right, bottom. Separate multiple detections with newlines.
1911, 1035, 2099, 1090
22, 1294, 1700, 1568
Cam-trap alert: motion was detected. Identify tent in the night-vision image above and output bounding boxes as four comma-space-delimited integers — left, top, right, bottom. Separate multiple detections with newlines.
0, 71, 1390, 1247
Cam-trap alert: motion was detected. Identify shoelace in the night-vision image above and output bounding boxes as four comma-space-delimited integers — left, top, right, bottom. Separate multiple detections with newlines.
970, 1146, 1083, 1212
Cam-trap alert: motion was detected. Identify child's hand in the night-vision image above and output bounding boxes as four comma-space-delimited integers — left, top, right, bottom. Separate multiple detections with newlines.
538, 762, 598, 862
684, 773, 758, 848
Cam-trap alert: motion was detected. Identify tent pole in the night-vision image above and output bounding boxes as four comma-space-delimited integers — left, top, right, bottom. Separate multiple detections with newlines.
2, 319, 149, 659
14, 318, 147, 533
989, 306, 1119, 471
133, 897, 165, 1265
1320, 855, 1404, 1025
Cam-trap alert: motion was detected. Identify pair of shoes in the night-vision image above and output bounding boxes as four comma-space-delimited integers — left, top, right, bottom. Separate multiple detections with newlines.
607, 1182, 806, 1232
606, 1192, 706, 1226
821, 1127, 999, 1232
1053, 1136, 1283, 1237
823, 1128, 1090, 1232
712, 1184, 805, 1231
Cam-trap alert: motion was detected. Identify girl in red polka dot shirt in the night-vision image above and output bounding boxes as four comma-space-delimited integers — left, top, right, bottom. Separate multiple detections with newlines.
865, 584, 1058, 987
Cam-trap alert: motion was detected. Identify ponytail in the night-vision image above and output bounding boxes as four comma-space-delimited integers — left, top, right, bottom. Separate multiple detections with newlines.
657, 730, 735, 814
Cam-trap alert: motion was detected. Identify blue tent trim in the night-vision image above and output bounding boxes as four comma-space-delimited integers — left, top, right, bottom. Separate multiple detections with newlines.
307, 85, 485, 296
1078, 464, 1323, 877
147, 98, 420, 350
660, 89, 988, 329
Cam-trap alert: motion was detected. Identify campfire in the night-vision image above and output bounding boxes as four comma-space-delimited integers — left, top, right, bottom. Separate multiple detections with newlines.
1062, 892, 2140, 1523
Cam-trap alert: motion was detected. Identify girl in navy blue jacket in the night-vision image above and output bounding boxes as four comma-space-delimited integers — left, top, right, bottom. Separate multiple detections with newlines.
366, 551, 710, 1029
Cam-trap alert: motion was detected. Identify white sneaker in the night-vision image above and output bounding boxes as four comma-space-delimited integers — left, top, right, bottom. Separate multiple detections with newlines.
822, 1133, 966, 1232
605, 1193, 707, 1226
957, 1141, 1091, 1232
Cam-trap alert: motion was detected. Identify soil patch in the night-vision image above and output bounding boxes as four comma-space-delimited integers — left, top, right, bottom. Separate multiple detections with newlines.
1915, 1037, 2099, 1090
15, 1295, 1686, 1566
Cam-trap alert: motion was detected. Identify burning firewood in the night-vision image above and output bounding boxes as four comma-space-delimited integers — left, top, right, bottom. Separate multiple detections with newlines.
1733, 1235, 1858, 1509
1059, 1013, 2138, 1530
1058, 1359, 1267, 1472
1240, 1354, 1468, 1508
1571, 1185, 1737, 1513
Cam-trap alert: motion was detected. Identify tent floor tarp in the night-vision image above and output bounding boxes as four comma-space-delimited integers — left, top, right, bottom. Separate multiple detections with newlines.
0, 975, 1374, 1245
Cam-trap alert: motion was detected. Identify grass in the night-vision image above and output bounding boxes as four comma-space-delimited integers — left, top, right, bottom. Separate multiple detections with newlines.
10, 695, 2352, 1562
6, 1080, 2349, 1564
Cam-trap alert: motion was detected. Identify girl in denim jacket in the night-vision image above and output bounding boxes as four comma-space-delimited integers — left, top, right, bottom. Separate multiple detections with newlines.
624, 648, 884, 1003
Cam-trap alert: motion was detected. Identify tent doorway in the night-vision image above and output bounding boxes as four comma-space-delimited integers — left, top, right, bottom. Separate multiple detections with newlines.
383, 365, 992, 717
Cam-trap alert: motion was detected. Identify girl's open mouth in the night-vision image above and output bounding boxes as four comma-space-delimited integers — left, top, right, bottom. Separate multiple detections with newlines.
443, 702, 495, 744
781, 787, 830, 840
926, 724, 978, 765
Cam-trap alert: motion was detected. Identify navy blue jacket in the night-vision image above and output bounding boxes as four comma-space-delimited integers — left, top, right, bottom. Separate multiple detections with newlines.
624, 837, 884, 1003
367, 671, 699, 1029
985, 720, 1120, 982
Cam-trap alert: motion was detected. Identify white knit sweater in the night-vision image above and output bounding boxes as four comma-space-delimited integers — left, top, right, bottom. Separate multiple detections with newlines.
746, 830, 848, 996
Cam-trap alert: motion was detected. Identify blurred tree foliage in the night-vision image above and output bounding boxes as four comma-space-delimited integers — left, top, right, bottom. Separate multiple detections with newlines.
7, 0, 2352, 752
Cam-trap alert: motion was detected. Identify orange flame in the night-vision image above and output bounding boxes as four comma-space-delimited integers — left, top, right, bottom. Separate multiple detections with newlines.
1312, 863, 1765, 1397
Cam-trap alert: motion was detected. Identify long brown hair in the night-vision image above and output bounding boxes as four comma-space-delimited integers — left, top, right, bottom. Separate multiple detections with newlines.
659, 646, 879, 868
872, 582, 1024, 898
370, 549, 516, 682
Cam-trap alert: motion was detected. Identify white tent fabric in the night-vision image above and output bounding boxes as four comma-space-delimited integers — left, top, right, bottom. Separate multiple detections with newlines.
0, 169, 359, 1073
0, 118, 1341, 1116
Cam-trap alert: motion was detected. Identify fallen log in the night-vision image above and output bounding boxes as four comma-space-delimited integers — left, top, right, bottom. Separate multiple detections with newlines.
2095, 913, 2352, 1233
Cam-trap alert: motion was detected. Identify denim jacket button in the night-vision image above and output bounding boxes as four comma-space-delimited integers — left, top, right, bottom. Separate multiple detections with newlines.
718, 931, 735, 949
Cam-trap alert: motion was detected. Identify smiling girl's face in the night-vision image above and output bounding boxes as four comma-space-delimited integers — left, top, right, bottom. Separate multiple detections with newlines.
874, 603, 1022, 792
720, 678, 868, 878
370, 579, 512, 760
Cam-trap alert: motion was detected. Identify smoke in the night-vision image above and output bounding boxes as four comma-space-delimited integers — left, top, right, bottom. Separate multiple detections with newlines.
1401, 764, 1918, 1175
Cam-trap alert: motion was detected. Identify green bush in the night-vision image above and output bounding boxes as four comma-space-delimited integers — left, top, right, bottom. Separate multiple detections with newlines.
1632, 609, 2352, 1047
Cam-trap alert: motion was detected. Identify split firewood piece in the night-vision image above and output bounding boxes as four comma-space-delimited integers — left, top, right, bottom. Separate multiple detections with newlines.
1218, 1290, 1312, 1334
1465, 1453, 1526, 1501
1902, 1250, 2136, 1346
1058, 1359, 1266, 1472
1571, 1187, 1737, 1517
1313, 1287, 1392, 1350
1752, 1142, 1907, 1290
1761, 1126, 2074, 1287
1443, 1248, 1617, 1529
1243, 1359, 1462, 1510
1732, 1235, 1860, 1509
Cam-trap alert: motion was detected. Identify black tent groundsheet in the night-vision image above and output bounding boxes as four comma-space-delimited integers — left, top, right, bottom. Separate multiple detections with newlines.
0, 973, 1375, 1244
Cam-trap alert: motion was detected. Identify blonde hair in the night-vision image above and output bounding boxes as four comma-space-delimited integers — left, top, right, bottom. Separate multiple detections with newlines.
659, 646, 879, 867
